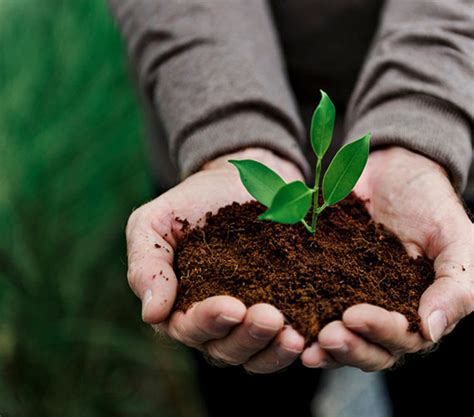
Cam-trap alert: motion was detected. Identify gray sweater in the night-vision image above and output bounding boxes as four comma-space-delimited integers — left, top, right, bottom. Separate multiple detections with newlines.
109, 0, 473, 196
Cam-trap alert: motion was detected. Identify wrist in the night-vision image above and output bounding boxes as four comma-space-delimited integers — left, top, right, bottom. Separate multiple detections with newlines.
368, 146, 448, 178
356, 146, 450, 200
202, 147, 305, 183
357, 146, 453, 202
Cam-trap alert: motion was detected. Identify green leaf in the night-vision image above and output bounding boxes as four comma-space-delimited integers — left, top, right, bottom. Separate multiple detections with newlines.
228, 159, 286, 207
259, 181, 313, 224
322, 133, 371, 206
310, 90, 335, 159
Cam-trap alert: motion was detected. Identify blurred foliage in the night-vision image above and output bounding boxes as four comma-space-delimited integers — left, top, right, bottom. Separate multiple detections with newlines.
0, 0, 204, 416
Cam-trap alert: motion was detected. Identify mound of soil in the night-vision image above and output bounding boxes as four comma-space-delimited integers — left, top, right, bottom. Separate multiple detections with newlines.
173, 194, 435, 344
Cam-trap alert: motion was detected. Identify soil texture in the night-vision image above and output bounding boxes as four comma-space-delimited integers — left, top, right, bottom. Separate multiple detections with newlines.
173, 194, 435, 344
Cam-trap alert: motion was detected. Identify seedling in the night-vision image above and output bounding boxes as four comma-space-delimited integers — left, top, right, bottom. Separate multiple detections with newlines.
229, 91, 371, 234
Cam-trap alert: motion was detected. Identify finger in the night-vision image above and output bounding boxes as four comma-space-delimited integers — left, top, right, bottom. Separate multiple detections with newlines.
419, 276, 474, 342
205, 303, 284, 366
163, 296, 246, 347
243, 326, 305, 374
419, 230, 474, 342
126, 205, 178, 324
318, 321, 397, 372
301, 342, 341, 369
343, 304, 432, 355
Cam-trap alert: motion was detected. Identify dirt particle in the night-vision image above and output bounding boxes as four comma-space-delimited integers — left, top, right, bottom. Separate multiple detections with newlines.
174, 217, 190, 233
154, 243, 161, 249
462, 265, 466, 272
152, 274, 156, 280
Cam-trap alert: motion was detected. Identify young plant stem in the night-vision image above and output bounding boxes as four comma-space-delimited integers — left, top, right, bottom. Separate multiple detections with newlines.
234, 93, 370, 235
310, 158, 322, 234
301, 219, 314, 233
314, 202, 328, 229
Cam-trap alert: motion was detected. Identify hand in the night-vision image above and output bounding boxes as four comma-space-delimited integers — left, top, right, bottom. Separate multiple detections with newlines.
302, 146, 473, 371
126, 148, 306, 373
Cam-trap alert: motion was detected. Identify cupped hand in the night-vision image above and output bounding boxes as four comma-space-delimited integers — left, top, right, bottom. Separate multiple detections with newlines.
302, 146, 473, 371
126, 148, 306, 373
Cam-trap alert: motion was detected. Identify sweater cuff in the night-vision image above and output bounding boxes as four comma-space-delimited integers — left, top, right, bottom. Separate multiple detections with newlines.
178, 111, 311, 181
344, 95, 472, 191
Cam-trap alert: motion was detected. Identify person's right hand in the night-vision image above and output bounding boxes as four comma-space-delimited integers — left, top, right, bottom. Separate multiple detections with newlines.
126, 147, 306, 373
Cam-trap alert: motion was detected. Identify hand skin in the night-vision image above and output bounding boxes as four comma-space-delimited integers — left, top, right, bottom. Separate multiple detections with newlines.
301, 146, 474, 371
127, 145, 473, 373
126, 147, 307, 374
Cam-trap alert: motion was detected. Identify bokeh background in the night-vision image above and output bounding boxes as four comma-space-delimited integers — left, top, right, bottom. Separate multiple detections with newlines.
0, 1, 205, 415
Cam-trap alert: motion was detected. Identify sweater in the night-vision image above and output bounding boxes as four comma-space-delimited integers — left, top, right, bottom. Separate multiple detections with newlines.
108, 0, 473, 195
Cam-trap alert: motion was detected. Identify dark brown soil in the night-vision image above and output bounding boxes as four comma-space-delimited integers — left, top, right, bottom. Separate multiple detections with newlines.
173, 194, 435, 344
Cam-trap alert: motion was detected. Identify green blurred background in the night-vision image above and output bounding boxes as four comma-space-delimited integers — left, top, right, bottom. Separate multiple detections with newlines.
0, 0, 204, 415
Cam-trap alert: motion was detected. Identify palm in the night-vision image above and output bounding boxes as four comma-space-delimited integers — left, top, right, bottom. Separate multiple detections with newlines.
354, 147, 471, 260
353, 147, 473, 339
158, 168, 254, 235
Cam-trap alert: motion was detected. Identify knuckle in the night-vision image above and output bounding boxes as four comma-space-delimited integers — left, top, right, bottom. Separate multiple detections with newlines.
404, 340, 424, 354
468, 282, 474, 312
382, 355, 398, 370
342, 336, 356, 353
234, 336, 261, 355
243, 360, 278, 374
168, 320, 199, 347
126, 207, 144, 236
278, 343, 303, 358
206, 344, 244, 366
451, 279, 474, 318
242, 363, 259, 374
399, 346, 415, 355
126, 205, 157, 243
362, 356, 396, 372
386, 338, 420, 356
191, 320, 223, 342
126, 265, 141, 293
165, 321, 181, 341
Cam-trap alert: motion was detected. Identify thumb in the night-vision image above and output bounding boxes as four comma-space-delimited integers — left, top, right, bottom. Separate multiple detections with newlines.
418, 231, 474, 342
126, 205, 178, 324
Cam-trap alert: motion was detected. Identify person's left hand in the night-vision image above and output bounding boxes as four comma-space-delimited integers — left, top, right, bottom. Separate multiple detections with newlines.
301, 146, 474, 371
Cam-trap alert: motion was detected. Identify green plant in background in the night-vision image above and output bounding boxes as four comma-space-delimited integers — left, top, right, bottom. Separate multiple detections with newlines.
0, 1, 203, 416
230, 91, 371, 234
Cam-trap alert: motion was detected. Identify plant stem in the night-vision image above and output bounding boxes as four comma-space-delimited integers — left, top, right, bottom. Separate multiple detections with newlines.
311, 157, 322, 233
301, 219, 314, 233
312, 202, 328, 232
316, 203, 327, 214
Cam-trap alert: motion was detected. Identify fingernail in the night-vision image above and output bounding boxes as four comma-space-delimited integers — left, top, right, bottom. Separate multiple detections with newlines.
304, 360, 328, 369
317, 360, 328, 368
346, 323, 370, 333
281, 346, 304, 355
322, 344, 349, 354
141, 289, 153, 320
249, 323, 280, 340
216, 314, 242, 326
428, 310, 447, 342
